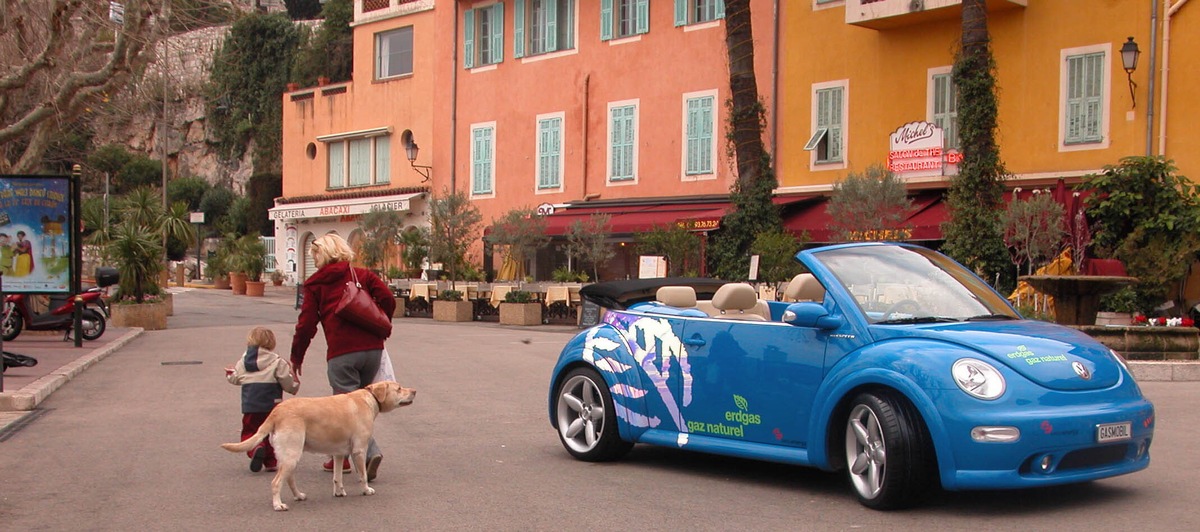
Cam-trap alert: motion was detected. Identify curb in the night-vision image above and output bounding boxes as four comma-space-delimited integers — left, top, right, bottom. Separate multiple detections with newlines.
1127, 360, 1200, 382
0, 328, 144, 411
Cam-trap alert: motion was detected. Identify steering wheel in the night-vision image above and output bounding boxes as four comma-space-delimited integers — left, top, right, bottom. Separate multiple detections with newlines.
882, 299, 921, 320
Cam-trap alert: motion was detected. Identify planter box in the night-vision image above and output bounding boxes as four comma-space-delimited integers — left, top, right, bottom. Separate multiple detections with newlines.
500, 302, 543, 326
393, 296, 406, 318
433, 300, 473, 322
1077, 325, 1199, 360
110, 301, 168, 330
1095, 311, 1132, 326
163, 292, 173, 316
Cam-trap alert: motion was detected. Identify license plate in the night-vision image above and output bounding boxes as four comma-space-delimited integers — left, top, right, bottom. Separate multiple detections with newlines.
1097, 421, 1132, 443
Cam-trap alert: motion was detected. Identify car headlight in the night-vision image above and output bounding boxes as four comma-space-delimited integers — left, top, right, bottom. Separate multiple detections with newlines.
952, 358, 1006, 400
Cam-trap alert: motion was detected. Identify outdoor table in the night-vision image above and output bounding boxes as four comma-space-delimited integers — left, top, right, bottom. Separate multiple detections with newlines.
545, 286, 571, 306
410, 283, 437, 301
490, 285, 514, 307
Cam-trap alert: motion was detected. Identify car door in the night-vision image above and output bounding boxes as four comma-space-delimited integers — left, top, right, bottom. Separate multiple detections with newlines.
679, 318, 827, 448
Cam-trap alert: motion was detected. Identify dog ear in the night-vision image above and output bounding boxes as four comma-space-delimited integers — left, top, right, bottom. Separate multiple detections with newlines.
369, 381, 393, 410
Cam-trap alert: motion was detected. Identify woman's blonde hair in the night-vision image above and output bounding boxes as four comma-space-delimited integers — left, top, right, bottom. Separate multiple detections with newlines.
247, 326, 277, 350
311, 233, 355, 268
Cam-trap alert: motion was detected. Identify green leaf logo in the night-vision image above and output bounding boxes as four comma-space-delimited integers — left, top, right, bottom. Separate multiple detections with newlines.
733, 394, 748, 411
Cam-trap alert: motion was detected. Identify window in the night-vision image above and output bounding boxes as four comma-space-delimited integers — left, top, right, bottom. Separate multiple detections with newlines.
1065, 51, 1105, 145
471, 124, 495, 196
326, 135, 391, 189
805, 82, 846, 167
464, 3, 504, 68
608, 102, 638, 182
375, 27, 413, 79
683, 92, 715, 177
674, 0, 724, 26
537, 114, 564, 190
515, 0, 576, 58
930, 71, 959, 151
601, 0, 648, 40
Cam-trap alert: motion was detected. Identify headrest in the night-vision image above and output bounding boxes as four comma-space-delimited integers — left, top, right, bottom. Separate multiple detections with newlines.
784, 273, 824, 302
656, 286, 697, 308
712, 283, 759, 312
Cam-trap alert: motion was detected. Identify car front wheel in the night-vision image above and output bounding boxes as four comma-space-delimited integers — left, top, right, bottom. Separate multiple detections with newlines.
554, 367, 632, 462
843, 391, 935, 510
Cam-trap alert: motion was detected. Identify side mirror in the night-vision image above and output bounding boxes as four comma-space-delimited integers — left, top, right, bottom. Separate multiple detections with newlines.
782, 302, 844, 330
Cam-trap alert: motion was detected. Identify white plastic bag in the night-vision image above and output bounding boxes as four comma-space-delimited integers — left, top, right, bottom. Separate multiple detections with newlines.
374, 348, 396, 383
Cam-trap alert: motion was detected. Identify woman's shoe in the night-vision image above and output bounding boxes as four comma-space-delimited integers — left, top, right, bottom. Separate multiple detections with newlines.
366, 455, 382, 481
322, 458, 352, 472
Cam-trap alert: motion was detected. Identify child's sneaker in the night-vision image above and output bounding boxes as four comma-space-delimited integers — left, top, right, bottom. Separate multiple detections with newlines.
250, 446, 267, 472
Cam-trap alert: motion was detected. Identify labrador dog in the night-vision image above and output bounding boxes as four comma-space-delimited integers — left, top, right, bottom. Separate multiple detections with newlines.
222, 380, 416, 511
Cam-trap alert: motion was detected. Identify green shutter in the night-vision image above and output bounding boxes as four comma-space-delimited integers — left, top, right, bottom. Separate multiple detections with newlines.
375, 136, 390, 184
601, 0, 613, 41
675, 0, 687, 26
514, 0, 525, 58
328, 142, 344, 188
545, 0, 557, 51
636, 0, 649, 34
1066, 52, 1104, 143
716, 0, 725, 19
491, 3, 504, 63
464, 9, 475, 68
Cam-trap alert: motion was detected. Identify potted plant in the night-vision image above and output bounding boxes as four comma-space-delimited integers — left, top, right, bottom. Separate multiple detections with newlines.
1096, 286, 1140, 326
233, 233, 269, 297
270, 269, 285, 287
433, 289, 472, 322
500, 290, 542, 326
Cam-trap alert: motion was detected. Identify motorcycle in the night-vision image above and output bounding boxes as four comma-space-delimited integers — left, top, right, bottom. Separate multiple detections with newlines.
2, 267, 118, 342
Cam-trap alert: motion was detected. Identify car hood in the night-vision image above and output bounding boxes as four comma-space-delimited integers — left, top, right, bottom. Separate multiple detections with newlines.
870, 320, 1122, 391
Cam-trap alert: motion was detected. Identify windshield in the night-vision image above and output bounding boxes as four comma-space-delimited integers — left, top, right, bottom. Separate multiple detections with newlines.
812, 245, 1019, 324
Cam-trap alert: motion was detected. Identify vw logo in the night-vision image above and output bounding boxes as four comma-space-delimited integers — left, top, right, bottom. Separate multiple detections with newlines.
1072, 361, 1091, 380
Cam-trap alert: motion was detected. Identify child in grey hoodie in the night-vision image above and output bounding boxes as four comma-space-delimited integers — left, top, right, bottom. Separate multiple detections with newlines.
226, 327, 299, 472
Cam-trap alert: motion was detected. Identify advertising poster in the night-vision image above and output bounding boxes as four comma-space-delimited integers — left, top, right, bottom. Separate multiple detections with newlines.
0, 176, 73, 293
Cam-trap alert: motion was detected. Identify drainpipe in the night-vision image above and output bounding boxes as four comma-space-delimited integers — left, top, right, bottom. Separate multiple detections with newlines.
450, 2, 460, 192
1145, 0, 1159, 156
770, 0, 781, 173
1158, 0, 1190, 156
582, 74, 590, 201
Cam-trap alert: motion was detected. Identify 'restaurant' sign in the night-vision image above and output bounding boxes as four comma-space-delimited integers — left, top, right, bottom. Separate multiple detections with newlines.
887, 121, 962, 179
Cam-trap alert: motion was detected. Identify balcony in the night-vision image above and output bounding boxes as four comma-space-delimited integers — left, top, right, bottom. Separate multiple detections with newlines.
845, 0, 1027, 30
355, 0, 433, 25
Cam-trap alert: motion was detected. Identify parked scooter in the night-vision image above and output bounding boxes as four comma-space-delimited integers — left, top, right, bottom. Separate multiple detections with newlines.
1, 267, 118, 342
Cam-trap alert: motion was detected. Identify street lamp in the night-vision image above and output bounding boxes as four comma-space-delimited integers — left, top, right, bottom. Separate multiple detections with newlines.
404, 136, 432, 183
1120, 36, 1141, 108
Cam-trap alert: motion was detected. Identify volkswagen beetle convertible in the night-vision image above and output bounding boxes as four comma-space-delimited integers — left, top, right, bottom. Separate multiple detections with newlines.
548, 242, 1153, 509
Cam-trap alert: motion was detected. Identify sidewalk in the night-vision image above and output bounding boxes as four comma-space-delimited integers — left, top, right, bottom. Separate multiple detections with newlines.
3, 283, 1198, 432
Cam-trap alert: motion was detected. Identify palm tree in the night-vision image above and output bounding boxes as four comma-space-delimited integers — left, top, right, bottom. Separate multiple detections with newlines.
941, 0, 1010, 285
724, 0, 766, 187
107, 187, 197, 301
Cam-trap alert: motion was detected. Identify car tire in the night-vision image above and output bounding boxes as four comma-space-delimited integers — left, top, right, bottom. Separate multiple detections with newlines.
554, 367, 633, 462
843, 390, 935, 510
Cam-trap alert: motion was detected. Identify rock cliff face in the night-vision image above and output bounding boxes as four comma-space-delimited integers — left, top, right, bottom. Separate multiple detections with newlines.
91, 25, 254, 191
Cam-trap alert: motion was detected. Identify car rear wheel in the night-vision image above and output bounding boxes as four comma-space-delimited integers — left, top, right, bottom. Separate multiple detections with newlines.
554, 367, 632, 462
843, 391, 935, 510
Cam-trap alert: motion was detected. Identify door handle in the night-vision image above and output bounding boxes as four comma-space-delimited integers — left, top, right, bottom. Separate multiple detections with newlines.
683, 337, 706, 347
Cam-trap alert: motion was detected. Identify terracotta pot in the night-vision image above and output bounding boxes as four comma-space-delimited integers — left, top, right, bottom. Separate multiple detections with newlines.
230, 272, 248, 295
245, 280, 266, 297
286, 82, 299, 92
214, 275, 231, 290
317, 76, 330, 86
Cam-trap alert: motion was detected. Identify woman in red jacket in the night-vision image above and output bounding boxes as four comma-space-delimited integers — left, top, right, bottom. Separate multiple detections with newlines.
290, 233, 397, 480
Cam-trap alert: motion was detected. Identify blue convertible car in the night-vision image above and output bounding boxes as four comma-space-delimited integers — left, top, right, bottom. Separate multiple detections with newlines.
548, 242, 1154, 509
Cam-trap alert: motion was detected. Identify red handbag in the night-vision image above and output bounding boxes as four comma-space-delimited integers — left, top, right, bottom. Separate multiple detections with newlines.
334, 267, 393, 338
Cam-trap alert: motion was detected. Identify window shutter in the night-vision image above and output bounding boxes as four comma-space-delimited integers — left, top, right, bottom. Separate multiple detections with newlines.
514, 0, 525, 58
328, 141, 345, 188
716, 0, 725, 19
636, 0, 649, 34
601, 0, 613, 41
545, 0, 557, 51
674, 0, 686, 26
464, 9, 475, 68
491, 3, 504, 63
375, 136, 390, 184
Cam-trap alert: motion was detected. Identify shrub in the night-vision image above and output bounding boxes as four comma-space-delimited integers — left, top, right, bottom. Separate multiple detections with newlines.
504, 290, 535, 303
440, 290, 464, 302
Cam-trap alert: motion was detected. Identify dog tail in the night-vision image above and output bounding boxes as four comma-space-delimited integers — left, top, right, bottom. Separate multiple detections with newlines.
220, 419, 272, 453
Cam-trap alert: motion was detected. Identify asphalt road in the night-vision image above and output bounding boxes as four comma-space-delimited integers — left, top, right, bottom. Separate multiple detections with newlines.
0, 288, 1197, 531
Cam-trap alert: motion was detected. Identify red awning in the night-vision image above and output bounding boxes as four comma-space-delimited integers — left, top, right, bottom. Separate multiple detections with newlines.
541, 202, 730, 236
782, 191, 949, 243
